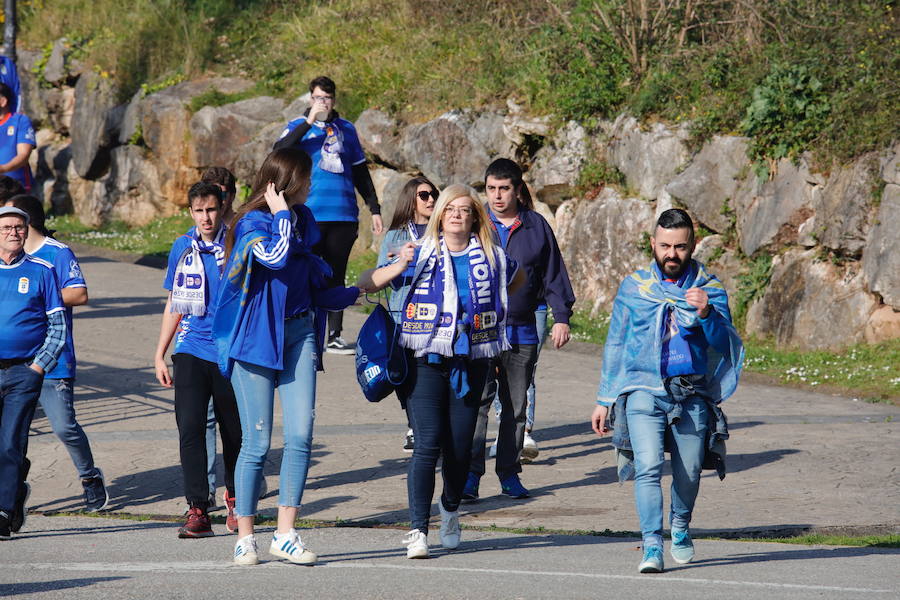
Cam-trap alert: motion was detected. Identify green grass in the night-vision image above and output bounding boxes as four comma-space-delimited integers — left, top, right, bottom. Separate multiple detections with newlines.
48, 213, 194, 258
750, 533, 900, 548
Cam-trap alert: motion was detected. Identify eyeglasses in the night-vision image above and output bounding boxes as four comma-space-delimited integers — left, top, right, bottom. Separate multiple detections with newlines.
444, 205, 474, 217
416, 190, 437, 201
311, 95, 334, 102
0, 225, 26, 235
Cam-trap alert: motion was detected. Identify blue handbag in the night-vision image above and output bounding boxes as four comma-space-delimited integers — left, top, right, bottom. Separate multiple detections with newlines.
354, 302, 408, 402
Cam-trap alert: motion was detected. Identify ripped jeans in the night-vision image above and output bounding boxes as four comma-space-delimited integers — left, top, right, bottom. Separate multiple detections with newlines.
230, 315, 317, 517
38, 378, 99, 480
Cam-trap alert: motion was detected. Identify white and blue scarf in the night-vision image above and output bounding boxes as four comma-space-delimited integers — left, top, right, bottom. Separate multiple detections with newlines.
171, 226, 225, 316
317, 120, 345, 174
399, 234, 509, 359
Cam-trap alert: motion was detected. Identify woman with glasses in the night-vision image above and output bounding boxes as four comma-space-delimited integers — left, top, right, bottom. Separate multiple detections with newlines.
376, 177, 439, 452
358, 184, 524, 558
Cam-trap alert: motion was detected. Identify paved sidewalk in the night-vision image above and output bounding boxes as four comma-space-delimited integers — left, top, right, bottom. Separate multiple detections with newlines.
23, 250, 900, 537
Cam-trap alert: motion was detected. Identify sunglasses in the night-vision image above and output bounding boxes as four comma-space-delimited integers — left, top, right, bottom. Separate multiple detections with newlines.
416, 190, 437, 201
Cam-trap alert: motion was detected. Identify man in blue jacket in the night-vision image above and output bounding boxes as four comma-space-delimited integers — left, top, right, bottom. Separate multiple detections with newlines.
464, 159, 575, 500
591, 209, 743, 574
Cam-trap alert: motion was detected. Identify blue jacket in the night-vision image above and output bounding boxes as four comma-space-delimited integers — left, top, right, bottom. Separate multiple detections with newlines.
214, 205, 358, 376
490, 207, 575, 326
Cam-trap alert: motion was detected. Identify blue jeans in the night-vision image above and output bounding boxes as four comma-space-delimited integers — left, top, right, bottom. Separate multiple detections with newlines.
230, 315, 317, 517
0, 364, 42, 511
625, 390, 708, 549
491, 307, 548, 430
38, 378, 99, 480
405, 356, 490, 534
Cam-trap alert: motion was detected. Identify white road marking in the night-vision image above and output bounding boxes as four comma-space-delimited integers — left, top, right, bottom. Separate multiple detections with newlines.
22, 561, 895, 594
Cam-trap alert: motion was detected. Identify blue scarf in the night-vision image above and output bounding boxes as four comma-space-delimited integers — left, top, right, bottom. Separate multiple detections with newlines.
599, 259, 744, 405
399, 234, 509, 359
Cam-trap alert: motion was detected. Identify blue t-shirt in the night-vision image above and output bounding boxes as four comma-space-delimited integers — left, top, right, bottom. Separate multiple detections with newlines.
277, 117, 365, 222
32, 238, 86, 379
488, 210, 538, 344
0, 57, 22, 114
164, 234, 223, 364
0, 112, 36, 190
0, 253, 64, 360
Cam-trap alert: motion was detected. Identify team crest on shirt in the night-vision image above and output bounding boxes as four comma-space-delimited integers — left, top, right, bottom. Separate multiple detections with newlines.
18, 277, 29, 294
68, 259, 82, 280
7, 126, 13, 136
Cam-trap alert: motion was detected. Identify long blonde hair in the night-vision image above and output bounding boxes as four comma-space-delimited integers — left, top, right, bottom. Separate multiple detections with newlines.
424, 183, 499, 268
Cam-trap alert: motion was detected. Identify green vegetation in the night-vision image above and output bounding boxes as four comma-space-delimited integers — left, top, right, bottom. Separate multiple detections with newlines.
750, 533, 900, 548
17, 1, 898, 167
48, 213, 193, 258
732, 253, 773, 331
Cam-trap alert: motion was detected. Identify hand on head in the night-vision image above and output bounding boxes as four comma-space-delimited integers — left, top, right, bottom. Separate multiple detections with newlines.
264, 182, 289, 215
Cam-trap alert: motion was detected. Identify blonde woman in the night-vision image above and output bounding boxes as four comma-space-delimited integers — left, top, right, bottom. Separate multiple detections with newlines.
359, 184, 524, 558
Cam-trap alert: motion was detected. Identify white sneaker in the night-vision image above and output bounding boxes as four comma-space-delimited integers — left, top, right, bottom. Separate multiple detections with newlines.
403, 529, 429, 559
326, 336, 355, 355
438, 502, 461, 549
233, 534, 259, 565
270, 529, 317, 565
488, 440, 497, 458
521, 432, 539, 462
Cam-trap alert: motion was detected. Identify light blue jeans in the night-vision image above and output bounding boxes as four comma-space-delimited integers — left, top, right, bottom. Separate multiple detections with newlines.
492, 307, 548, 430
625, 389, 708, 549
39, 378, 99, 480
230, 315, 317, 517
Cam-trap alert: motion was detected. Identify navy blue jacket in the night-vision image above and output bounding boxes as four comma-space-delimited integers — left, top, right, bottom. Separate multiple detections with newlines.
489, 207, 575, 326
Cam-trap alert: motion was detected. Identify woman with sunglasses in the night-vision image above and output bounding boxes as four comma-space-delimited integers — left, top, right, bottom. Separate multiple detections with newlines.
376, 177, 439, 452
359, 184, 524, 558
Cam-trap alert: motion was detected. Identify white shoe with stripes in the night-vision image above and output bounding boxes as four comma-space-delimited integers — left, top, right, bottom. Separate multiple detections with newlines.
270, 529, 317, 565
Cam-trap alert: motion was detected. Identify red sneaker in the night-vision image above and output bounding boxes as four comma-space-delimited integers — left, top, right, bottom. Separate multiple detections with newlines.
224, 490, 238, 534
178, 506, 214, 538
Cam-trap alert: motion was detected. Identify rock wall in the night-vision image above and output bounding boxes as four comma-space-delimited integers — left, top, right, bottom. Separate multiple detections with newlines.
21, 41, 899, 350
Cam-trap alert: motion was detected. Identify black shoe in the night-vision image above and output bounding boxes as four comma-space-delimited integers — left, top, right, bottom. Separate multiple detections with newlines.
0, 510, 11, 540
10, 481, 30, 533
82, 468, 110, 512
325, 336, 355, 355
403, 429, 414, 453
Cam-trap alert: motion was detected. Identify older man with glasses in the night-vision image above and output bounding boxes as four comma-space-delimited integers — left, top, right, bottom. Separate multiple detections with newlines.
0, 206, 66, 539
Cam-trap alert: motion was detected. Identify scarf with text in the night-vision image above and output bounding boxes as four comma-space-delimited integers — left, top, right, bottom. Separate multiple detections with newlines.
170, 226, 225, 316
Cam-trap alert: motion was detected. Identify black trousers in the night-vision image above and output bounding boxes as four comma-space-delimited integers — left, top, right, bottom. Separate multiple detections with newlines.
172, 353, 242, 507
313, 221, 358, 339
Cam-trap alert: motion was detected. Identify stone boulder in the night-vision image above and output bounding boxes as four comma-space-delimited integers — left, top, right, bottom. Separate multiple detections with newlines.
69, 145, 169, 227
189, 96, 285, 171
138, 78, 253, 205
527, 121, 588, 208
665, 136, 749, 233
281, 92, 311, 123
734, 156, 823, 256
502, 98, 551, 146
880, 142, 900, 185
401, 109, 513, 188
863, 183, 900, 308
70, 71, 122, 179
864, 305, 900, 344
807, 153, 880, 257
34, 138, 73, 214
16, 49, 50, 126
356, 109, 406, 167
692, 234, 742, 308
745, 249, 878, 350
42, 38, 69, 85
231, 121, 284, 186
607, 114, 690, 200
555, 188, 654, 313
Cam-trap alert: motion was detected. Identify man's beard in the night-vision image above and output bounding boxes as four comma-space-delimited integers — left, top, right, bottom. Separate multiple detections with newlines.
655, 253, 691, 279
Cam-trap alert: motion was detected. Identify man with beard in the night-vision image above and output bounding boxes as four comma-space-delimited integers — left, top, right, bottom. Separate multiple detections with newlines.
590, 209, 743, 574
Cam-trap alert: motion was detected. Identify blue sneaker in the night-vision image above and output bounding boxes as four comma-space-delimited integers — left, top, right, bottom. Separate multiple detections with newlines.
461, 473, 480, 501
639, 545, 664, 573
499, 474, 530, 499
670, 528, 695, 564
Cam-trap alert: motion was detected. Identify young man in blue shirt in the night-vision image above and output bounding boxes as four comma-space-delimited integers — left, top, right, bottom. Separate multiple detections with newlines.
274, 76, 382, 354
0, 83, 35, 191
464, 159, 575, 500
591, 209, 743, 574
0, 206, 66, 539
154, 182, 243, 538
